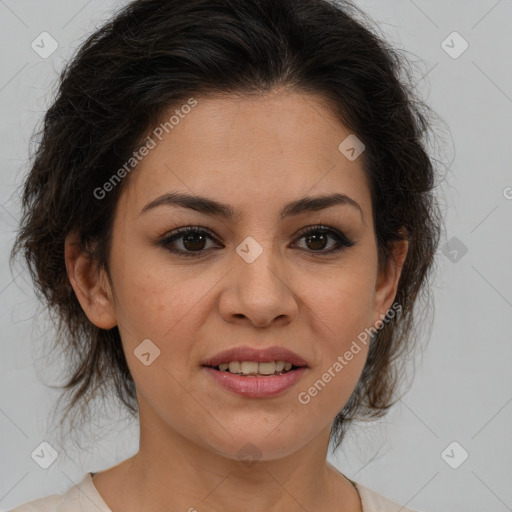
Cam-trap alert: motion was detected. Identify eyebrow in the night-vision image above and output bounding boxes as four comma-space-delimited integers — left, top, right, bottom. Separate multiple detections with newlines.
139, 191, 364, 222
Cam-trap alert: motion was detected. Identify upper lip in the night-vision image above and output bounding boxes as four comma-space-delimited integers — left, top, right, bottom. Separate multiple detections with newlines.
201, 345, 308, 368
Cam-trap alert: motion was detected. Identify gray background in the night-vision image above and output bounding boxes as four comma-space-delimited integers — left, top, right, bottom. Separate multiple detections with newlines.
0, 1, 511, 511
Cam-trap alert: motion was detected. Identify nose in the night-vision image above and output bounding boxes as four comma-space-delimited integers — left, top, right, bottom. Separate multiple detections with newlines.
218, 242, 299, 328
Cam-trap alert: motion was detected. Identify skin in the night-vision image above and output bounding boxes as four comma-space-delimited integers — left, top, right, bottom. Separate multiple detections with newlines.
65, 88, 408, 512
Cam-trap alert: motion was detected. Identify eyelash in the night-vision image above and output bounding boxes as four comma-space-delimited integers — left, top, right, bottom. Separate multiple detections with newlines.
157, 224, 355, 258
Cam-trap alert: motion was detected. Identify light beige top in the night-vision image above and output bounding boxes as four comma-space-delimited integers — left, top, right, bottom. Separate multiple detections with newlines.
8, 472, 420, 512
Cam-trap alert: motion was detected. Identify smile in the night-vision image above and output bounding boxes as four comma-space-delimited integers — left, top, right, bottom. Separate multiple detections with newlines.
203, 364, 307, 398
213, 360, 297, 376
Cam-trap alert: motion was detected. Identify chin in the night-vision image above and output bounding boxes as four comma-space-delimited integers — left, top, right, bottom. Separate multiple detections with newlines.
203, 427, 311, 463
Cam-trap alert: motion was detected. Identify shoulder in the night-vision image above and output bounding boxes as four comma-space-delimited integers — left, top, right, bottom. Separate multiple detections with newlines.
7, 494, 63, 512
353, 481, 423, 512
7, 474, 110, 512
7, 488, 79, 512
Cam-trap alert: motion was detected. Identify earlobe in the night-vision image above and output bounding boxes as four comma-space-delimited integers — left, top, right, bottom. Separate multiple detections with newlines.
373, 238, 408, 324
64, 232, 117, 330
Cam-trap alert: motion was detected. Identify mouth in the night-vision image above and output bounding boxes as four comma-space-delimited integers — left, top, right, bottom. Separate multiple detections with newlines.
200, 345, 309, 397
205, 360, 304, 377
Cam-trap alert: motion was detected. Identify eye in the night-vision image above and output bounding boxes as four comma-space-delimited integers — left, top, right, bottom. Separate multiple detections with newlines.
292, 225, 355, 255
157, 224, 355, 258
158, 227, 220, 258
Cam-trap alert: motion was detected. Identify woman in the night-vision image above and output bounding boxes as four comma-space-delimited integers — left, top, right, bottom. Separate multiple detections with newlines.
10, 0, 441, 510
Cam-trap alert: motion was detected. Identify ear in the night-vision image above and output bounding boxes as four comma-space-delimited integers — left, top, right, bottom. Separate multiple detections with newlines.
372, 235, 408, 325
64, 231, 117, 329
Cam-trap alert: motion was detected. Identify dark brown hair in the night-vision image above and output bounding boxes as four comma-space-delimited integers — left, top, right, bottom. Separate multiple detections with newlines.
11, 0, 443, 451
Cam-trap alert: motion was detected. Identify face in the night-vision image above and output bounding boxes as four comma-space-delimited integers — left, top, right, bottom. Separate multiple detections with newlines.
68, 89, 405, 461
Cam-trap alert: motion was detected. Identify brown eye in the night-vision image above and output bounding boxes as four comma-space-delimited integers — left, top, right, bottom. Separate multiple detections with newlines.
181, 231, 207, 251
303, 231, 329, 251
159, 227, 219, 257
293, 226, 355, 254
158, 224, 355, 258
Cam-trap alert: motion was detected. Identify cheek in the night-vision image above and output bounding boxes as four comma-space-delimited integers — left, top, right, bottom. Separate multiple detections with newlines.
297, 286, 371, 421
110, 265, 213, 421
304, 262, 376, 343
109, 230, 204, 325
297, 354, 367, 425
109, 254, 225, 401
295, 266, 375, 415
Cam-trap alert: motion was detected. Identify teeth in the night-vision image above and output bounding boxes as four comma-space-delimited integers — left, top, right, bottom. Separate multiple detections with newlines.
216, 360, 296, 376
241, 361, 259, 374
256, 362, 276, 375
228, 361, 240, 373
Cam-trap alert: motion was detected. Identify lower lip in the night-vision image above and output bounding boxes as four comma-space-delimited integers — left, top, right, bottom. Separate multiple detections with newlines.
202, 366, 307, 398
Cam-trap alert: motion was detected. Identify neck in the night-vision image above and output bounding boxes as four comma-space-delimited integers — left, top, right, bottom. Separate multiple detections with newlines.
93, 396, 362, 512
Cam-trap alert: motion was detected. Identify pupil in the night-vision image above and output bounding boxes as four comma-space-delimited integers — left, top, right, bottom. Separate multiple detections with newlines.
183, 233, 205, 251
307, 233, 326, 250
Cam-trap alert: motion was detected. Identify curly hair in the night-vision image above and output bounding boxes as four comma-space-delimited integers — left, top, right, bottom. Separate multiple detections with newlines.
11, 0, 443, 451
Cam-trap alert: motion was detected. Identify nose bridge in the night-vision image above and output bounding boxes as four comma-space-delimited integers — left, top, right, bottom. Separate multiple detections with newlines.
222, 233, 297, 325
235, 233, 283, 292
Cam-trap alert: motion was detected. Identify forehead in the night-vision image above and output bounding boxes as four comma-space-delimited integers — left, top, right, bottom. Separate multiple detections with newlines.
118, 90, 372, 223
